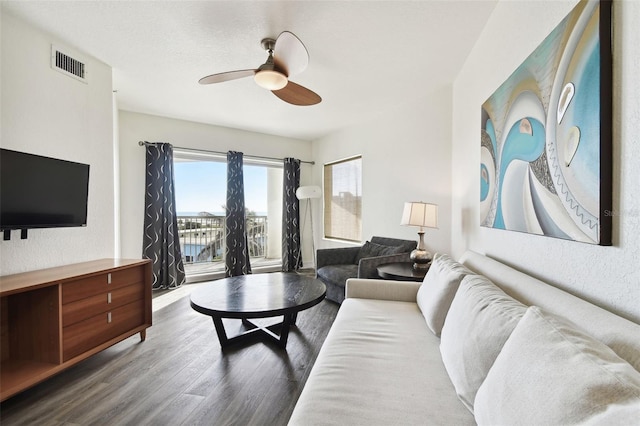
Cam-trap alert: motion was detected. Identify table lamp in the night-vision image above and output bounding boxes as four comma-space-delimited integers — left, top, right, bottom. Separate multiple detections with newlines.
401, 201, 438, 270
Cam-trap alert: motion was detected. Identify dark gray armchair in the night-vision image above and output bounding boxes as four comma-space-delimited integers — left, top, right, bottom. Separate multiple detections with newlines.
316, 236, 417, 304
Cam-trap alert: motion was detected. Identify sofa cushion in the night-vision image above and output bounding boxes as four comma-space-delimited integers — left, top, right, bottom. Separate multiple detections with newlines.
288, 298, 475, 425
317, 264, 359, 303
416, 253, 474, 336
440, 274, 527, 412
317, 264, 359, 287
354, 241, 403, 263
474, 306, 640, 425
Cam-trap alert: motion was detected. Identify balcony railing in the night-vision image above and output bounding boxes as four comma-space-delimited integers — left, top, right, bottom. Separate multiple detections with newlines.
177, 215, 269, 270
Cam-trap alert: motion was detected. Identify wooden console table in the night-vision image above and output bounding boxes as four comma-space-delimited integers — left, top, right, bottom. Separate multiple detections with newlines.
0, 258, 152, 402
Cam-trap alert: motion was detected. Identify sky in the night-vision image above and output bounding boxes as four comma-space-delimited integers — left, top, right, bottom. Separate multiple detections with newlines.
174, 161, 268, 215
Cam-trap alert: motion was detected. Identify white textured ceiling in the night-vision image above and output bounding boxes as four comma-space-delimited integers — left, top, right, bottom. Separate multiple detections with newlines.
2, 0, 497, 141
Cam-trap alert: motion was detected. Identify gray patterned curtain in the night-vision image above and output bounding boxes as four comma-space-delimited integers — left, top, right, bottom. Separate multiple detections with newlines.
225, 151, 252, 277
282, 158, 302, 271
142, 142, 186, 290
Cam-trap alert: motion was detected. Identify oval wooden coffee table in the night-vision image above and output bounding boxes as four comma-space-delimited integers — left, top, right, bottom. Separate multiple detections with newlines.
190, 273, 326, 349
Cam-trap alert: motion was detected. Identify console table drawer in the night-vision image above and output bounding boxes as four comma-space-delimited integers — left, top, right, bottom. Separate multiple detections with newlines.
62, 267, 144, 304
62, 300, 145, 361
62, 283, 145, 327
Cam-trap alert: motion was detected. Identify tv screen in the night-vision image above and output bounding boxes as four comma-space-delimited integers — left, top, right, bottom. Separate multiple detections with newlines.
0, 149, 90, 230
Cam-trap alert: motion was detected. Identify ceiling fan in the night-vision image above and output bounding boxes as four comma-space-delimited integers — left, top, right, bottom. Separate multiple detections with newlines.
199, 31, 321, 106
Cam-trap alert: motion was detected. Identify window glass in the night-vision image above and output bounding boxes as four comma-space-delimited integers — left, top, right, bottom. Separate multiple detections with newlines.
173, 153, 282, 276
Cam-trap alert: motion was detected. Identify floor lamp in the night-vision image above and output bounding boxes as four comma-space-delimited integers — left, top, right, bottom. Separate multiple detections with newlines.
296, 185, 321, 272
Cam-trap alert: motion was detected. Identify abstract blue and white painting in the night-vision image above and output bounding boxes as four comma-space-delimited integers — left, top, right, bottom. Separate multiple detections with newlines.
481, 0, 611, 245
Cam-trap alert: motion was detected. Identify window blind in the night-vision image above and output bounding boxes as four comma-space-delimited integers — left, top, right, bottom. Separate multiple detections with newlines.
323, 156, 362, 242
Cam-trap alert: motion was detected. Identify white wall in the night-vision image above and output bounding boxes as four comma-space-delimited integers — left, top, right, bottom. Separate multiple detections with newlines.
452, 0, 640, 323
0, 12, 114, 275
118, 111, 312, 260
311, 87, 453, 257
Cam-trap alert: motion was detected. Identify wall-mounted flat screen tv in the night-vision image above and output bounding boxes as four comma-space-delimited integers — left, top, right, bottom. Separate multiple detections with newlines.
0, 149, 90, 230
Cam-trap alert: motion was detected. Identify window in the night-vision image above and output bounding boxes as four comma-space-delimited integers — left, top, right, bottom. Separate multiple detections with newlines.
173, 150, 283, 276
323, 156, 362, 242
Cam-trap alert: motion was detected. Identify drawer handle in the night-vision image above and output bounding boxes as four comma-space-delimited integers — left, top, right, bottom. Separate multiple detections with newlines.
107, 312, 112, 323
107, 273, 112, 284
107, 292, 112, 304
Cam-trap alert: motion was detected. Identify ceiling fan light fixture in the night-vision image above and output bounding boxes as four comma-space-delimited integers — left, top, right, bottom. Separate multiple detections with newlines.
254, 69, 288, 90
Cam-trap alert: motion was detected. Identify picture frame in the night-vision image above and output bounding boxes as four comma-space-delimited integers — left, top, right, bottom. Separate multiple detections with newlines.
480, 0, 612, 245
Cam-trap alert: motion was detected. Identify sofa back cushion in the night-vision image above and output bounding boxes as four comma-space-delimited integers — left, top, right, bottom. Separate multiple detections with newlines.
370, 236, 416, 253
474, 306, 640, 425
459, 250, 640, 372
416, 253, 473, 336
354, 241, 403, 263
440, 275, 527, 412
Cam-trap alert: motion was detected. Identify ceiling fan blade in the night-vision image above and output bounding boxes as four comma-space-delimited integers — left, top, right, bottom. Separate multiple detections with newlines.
273, 31, 309, 78
272, 81, 321, 106
198, 69, 256, 85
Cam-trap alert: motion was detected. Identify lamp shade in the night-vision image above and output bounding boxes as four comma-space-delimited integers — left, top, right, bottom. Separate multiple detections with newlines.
296, 185, 322, 200
401, 202, 438, 229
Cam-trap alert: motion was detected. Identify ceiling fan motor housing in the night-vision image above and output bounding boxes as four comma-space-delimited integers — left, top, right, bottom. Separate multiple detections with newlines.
255, 37, 288, 90
260, 38, 276, 53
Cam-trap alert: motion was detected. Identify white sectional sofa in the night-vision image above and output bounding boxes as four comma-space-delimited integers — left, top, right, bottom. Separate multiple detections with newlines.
288, 251, 640, 425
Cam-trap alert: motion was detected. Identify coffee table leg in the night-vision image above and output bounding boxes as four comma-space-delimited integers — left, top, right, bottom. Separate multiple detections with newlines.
212, 316, 229, 348
241, 318, 256, 328
211, 313, 299, 349
277, 313, 294, 348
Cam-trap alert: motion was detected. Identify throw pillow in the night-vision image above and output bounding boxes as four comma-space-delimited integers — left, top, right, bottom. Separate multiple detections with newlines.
416, 253, 474, 336
474, 306, 640, 425
354, 241, 402, 263
439, 274, 527, 412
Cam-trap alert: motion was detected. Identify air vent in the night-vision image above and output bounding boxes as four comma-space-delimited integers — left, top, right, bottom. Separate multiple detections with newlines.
51, 45, 88, 83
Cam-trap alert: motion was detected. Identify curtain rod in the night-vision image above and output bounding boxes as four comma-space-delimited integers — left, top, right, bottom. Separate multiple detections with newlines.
138, 141, 314, 165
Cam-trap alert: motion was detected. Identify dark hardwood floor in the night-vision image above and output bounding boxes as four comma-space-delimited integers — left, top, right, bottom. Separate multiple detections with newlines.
0, 289, 339, 425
